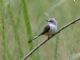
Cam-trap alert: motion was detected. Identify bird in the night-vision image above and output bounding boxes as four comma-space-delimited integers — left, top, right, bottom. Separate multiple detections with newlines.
28, 18, 58, 43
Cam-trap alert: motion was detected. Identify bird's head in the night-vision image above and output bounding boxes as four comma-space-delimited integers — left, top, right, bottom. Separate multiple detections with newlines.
47, 18, 57, 25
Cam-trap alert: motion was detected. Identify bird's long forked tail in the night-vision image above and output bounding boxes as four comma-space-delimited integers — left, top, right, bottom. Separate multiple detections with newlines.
28, 34, 41, 43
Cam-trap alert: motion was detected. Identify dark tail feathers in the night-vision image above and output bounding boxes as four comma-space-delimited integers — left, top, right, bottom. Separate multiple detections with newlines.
28, 34, 41, 43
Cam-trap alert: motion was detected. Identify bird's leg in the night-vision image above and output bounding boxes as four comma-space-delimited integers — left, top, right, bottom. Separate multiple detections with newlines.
48, 35, 51, 40
48, 34, 53, 40
47, 35, 49, 39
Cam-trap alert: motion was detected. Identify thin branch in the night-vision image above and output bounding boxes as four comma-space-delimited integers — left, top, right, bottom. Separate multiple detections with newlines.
22, 18, 80, 60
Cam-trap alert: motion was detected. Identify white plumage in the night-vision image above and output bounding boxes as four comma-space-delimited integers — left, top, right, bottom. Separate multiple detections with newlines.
47, 18, 57, 36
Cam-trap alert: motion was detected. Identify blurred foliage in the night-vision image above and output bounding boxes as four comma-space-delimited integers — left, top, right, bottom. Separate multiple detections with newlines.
0, 0, 80, 60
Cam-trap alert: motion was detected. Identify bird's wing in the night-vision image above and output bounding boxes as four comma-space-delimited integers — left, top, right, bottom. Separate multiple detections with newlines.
28, 25, 50, 43
40, 25, 50, 35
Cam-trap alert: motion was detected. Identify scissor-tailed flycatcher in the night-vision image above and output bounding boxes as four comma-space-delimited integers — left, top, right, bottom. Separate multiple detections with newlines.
28, 18, 58, 43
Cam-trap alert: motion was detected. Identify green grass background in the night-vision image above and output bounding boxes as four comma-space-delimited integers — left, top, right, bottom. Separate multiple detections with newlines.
0, 0, 80, 60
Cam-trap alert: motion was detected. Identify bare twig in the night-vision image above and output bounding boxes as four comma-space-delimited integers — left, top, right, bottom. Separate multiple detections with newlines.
22, 18, 80, 60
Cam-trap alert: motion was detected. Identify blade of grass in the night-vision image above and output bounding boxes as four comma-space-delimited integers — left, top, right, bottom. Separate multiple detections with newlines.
20, 0, 40, 60
1, 8, 6, 60
54, 36, 59, 60
7, 3, 23, 60
1, 1, 13, 60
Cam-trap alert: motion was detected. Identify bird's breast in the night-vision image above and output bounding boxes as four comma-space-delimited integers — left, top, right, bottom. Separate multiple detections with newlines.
49, 24, 57, 34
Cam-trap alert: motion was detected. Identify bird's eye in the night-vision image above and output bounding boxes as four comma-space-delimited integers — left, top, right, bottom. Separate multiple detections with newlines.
49, 20, 53, 22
